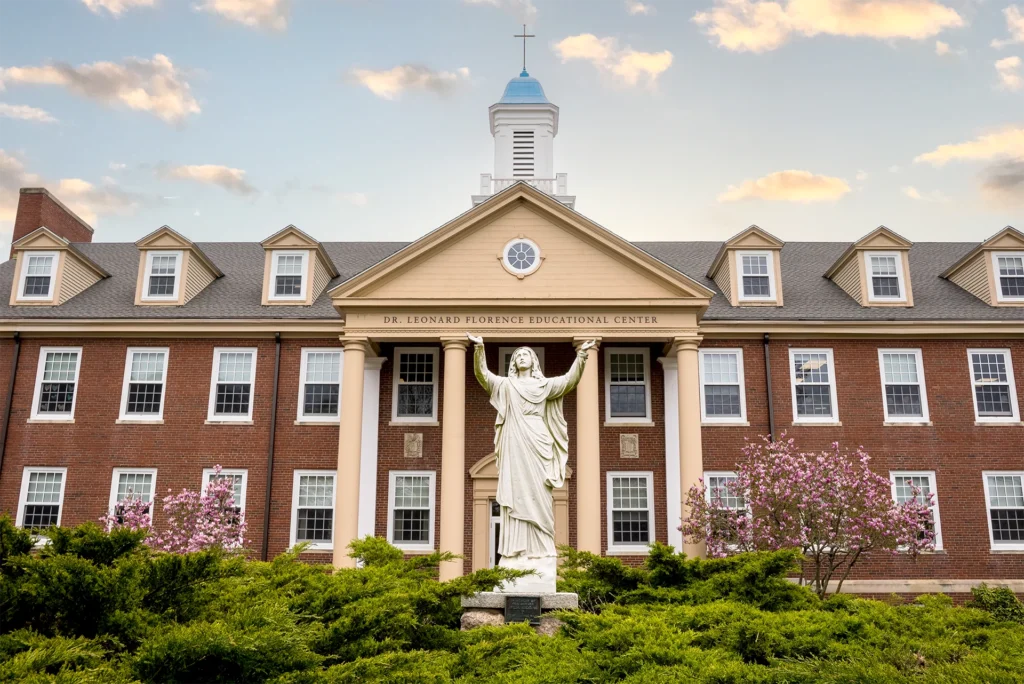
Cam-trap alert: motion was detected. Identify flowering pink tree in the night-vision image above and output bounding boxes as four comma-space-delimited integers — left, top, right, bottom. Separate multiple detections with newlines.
101, 466, 246, 554
681, 436, 935, 597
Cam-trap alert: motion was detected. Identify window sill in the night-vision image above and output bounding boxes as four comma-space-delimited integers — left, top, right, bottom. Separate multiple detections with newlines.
205, 420, 254, 426
606, 547, 651, 556
116, 418, 164, 425
389, 420, 439, 427
792, 421, 842, 427
990, 549, 1024, 554
701, 421, 750, 427
26, 418, 74, 424
975, 421, 1023, 427
294, 420, 340, 426
883, 421, 933, 427
604, 420, 655, 427
394, 546, 436, 555
292, 545, 333, 553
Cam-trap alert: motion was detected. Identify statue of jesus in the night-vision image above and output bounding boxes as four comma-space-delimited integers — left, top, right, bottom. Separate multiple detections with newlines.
467, 334, 595, 592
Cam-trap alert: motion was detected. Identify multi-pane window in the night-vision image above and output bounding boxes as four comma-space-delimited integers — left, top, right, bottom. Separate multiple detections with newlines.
789, 349, 839, 422
143, 251, 181, 300
983, 473, 1024, 551
31, 347, 82, 420
298, 349, 342, 421
291, 471, 335, 550
606, 348, 650, 421
204, 468, 248, 516
119, 348, 168, 420
699, 349, 746, 422
607, 472, 654, 552
393, 348, 438, 421
109, 469, 156, 517
19, 252, 56, 299
388, 472, 435, 550
890, 471, 942, 550
878, 349, 929, 422
866, 252, 906, 301
994, 253, 1024, 301
18, 468, 66, 531
735, 251, 775, 300
208, 349, 257, 421
706, 473, 745, 510
968, 350, 1020, 422
271, 251, 306, 300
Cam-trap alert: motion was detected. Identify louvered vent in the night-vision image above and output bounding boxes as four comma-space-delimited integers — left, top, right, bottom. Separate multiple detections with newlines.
512, 130, 535, 178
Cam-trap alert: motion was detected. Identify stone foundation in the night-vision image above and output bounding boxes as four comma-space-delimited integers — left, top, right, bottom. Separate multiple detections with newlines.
460, 592, 579, 635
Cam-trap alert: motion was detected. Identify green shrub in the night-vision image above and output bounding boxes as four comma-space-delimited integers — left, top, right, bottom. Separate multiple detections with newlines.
969, 584, 1024, 625
0, 514, 34, 569
42, 523, 148, 567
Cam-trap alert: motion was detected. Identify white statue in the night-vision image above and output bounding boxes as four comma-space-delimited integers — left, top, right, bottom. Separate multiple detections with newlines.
468, 334, 595, 593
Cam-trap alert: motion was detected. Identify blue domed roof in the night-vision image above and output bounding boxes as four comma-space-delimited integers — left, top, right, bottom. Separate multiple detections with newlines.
497, 70, 551, 104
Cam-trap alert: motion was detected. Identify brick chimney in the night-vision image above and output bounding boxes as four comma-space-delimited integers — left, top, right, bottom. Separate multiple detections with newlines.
10, 188, 94, 258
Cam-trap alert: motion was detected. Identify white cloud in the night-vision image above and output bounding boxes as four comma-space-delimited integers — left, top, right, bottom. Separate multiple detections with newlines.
553, 34, 672, 86
992, 5, 1024, 49
934, 39, 963, 56
0, 103, 57, 123
159, 164, 257, 195
194, 0, 290, 31
462, 0, 537, 21
627, 1, 655, 15
856, 169, 869, 181
901, 185, 949, 202
81, 0, 156, 16
717, 169, 851, 202
348, 65, 471, 100
693, 0, 963, 53
0, 54, 199, 125
914, 127, 1024, 166
996, 56, 1022, 91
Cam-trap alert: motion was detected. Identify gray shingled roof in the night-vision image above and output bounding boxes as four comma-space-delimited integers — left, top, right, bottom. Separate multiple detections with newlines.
0, 240, 1016, 321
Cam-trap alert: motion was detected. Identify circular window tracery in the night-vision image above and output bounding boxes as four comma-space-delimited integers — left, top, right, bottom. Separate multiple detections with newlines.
501, 238, 542, 277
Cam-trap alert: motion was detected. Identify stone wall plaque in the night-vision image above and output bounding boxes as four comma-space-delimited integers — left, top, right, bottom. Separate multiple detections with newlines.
505, 595, 542, 625
404, 433, 423, 458
620, 433, 639, 459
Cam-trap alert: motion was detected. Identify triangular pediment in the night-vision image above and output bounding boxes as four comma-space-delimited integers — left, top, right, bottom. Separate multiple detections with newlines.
942, 226, 1024, 279
136, 225, 193, 250
330, 183, 712, 303
826, 226, 913, 277
707, 225, 784, 278
262, 225, 339, 278
13, 226, 70, 251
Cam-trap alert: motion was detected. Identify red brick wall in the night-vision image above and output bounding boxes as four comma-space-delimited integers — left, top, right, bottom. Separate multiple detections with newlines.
11, 190, 94, 255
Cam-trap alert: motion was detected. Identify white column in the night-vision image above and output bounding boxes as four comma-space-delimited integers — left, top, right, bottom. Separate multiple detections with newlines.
658, 356, 683, 552
357, 357, 385, 540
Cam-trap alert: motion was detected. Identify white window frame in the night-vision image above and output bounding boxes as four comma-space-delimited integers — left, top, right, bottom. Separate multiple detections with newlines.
118, 347, 169, 421
703, 471, 747, 510
967, 349, 1020, 423
17, 251, 58, 302
698, 348, 747, 424
889, 470, 943, 551
207, 347, 258, 422
982, 471, 1024, 552
788, 348, 840, 424
735, 250, 776, 302
297, 348, 343, 423
606, 471, 656, 555
269, 250, 308, 302
864, 251, 907, 303
289, 469, 336, 551
30, 346, 83, 422
499, 346, 545, 376
993, 251, 1024, 303
604, 347, 653, 424
391, 347, 440, 423
877, 349, 930, 423
17, 466, 67, 531
203, 467, 248, 515
108, 467, 158, 516
141, 250, 183, 302
387, 470, 436, 552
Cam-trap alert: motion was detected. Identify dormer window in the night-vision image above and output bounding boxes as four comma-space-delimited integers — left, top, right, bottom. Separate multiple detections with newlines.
18, 252, 57, 300
736, 251, 775, 301
142, 251, 182, 301
867, 252, 905, 301
270, 251, 307, 301
994, 252, 1024, 302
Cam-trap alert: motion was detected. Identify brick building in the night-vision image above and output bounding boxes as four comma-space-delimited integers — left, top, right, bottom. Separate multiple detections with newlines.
1, 70, 1022, 596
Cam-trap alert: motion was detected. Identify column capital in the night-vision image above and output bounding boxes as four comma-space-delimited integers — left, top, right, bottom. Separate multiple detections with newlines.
572, 336, 602, 351
340, 336, 375, 354
667, 335, 703, 355
440, 336, 471, 351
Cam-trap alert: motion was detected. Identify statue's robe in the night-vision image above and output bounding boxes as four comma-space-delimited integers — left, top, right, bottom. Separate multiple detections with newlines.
474, 346, 585, 558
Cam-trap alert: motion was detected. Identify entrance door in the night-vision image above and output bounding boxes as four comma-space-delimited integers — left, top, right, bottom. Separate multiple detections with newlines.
488, 500, 502, 568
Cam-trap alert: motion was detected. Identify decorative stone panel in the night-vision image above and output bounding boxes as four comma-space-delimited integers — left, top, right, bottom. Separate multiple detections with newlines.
404, 433, 423, 458
619, 433, 639, 459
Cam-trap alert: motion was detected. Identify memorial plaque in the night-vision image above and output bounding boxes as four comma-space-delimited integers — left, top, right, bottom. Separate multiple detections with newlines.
504, 596, 541, 625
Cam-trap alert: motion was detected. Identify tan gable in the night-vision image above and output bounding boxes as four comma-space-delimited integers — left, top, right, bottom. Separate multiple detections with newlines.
134, 226, 222, 306
942, 226, 1024, 307
260, 225, 339, 306
9, 227, 108, 307
706, 225, 785, 307
825, 226, 914, 308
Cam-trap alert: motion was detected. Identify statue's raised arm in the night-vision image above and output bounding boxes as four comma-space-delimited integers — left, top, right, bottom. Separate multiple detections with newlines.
468, 333, 497, 393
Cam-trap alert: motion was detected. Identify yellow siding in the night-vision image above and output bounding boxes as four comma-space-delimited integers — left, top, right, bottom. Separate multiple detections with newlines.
712, 258, 732, 302
312, 256, 331, 301
832, 257, 862, 304
58, 255, 101, 304
184, 258, 216, 303
949, 254, 990, 303
366, 204, 675, 299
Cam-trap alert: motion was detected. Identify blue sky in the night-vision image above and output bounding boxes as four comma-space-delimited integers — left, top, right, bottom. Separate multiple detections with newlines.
0, 0, 1021, 254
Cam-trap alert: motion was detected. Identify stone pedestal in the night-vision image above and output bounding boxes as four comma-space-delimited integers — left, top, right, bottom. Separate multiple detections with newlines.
460, 592, 579, 635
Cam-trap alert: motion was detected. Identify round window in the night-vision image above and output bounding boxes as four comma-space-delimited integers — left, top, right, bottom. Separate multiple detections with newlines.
502, 238, 541, 276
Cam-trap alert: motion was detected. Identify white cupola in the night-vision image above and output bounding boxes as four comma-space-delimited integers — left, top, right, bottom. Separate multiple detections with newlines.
473, 70, 574, 209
